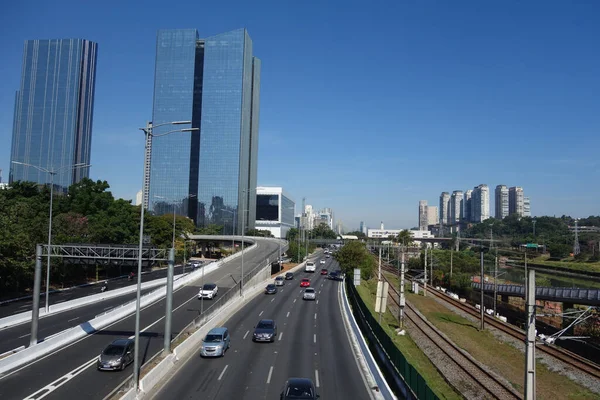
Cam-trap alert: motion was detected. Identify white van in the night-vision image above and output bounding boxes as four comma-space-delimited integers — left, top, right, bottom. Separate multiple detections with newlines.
305, 261, 316, 273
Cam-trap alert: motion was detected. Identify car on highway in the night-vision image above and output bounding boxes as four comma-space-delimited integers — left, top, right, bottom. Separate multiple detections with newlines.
319, 259, 326, 265
285, 272, 294, 280
300, 278, 310, 287
280, 377, 319, 399
97, 338, 134, 371
200, 327, 230, 357
265, 284, 278, 294
303, 288, 316, 301
253, 319, 277, 342
320, 268, 328, 275
305, 261, 316, 273
325, 254, 330, 258
274, 276, 285, 286
198, 283, 218, 299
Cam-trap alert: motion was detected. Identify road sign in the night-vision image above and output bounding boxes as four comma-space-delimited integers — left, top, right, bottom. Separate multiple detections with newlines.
353, 268, 361, 286
375, 281, 389, 313
526, 243, 538, 248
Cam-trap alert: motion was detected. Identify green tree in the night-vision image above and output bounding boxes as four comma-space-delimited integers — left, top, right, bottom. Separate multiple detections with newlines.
311, 223, 337, 239
334, 241, 376, 280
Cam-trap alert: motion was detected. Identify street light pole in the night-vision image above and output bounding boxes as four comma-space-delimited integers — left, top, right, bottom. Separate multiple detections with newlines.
11, 161, 90, 314
133, 120, 197, 391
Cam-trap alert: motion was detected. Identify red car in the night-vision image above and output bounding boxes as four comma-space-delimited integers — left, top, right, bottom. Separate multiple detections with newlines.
300, 278, 310, 287
320, 269, 328, 275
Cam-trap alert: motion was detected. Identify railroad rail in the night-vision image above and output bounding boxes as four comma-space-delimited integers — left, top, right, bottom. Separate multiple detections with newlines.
381, 264, 600, 381
381, 272, 522, 399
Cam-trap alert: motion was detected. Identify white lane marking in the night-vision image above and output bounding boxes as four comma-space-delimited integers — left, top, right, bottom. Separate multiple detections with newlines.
316, 300, 319, 305
23, 357, 97, 399
259, 310, 264, 316
278, 332, 283, 341
293, 299, 297, 303
319, 291, 321, 294
68, 317, 79, 322
271, 298, 275, 303
266, 366, 274, 384
314, 334, 317, 343
19, 304, 31, 309
218, 365, 229, 380
18, 333, 31, 338
243, 330, 249, 340
286, 311, 290, 318
314, 313, 317, 320
103, 306, 112, 310
315, 369, 320, 387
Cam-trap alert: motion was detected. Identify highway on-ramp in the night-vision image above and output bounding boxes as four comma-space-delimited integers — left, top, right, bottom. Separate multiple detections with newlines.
0, 238, 281, 400
150, 256, 372, 400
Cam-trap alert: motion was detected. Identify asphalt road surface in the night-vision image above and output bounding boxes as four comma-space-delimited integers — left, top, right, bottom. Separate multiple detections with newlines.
0, 238, 281, 400
150, 256, 370, 400
0, 265, 191, 318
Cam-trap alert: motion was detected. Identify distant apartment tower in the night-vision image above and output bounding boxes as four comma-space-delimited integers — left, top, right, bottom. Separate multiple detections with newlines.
523, 196, 531, 217
10, 39, 98, 190
494, 185, 509, 219
471, 184, 490, 222
449, 191, 463, 224
418, 200, 428, 230
509, 186, 524, 217
463, 189, 473, 222
427, 206, 439, 226
439, 192, 450, 225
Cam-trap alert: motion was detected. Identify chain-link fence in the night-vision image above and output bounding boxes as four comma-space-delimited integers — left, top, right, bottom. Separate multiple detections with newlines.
345, 279, 439, 400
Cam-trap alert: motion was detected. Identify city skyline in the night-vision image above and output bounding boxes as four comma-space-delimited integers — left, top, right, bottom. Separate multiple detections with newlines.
1, 2, 599, 230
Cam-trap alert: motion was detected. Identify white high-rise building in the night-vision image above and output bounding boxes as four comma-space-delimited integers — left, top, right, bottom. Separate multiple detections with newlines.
449, 191, 463, 224
523, 196, 531, 217
135, 190, 143, 206
509, 186, 524, 217
472, 184, 490, 222
255, 186, 296, 238
427, 206, 439, 225
494, 185, 509, 219
439, 192, 450, 224
464, 189, 473, 222
418, 200, 428, 230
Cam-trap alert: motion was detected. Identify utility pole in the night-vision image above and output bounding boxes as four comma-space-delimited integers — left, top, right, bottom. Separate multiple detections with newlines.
493, 250, 498, 317
524, 268, 536, 400
163, 248, 175, 353
399, 250, 406, 328
430, 246, 433, 287
378, 246, 382, 281
480, 250, 485, 331
423, 247, 428, 296
573, 219, 581, 256
450, 249, 453, 278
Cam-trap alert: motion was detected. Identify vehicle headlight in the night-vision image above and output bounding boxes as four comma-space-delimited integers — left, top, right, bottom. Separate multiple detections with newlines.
111, 358, 122, 365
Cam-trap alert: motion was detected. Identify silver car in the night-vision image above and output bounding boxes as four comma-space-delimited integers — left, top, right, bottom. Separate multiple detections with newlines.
303, 288, 316, 301
200, 327, 230, 357
274, 276, 285, 286
97, 338, 134, 371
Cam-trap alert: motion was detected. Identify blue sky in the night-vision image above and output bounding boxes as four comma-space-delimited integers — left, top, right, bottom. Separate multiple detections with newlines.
1, 0, 599, 231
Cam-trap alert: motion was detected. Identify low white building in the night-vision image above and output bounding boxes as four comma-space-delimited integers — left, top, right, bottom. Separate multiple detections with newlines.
254, 186, 295, 239
367, 229, 402, 239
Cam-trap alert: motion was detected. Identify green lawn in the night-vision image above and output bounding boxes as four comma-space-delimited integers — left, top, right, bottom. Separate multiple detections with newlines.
355, 279, 462, 400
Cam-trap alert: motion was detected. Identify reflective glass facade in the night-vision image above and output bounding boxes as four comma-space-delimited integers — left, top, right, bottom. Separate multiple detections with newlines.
9, 39, 97, 191
149, 28, 260, 232
257, 194, 279, 221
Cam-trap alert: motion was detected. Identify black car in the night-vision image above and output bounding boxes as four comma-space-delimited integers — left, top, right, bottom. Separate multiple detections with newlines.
97, 338, 135, 371
329, 271, 343, 281
285, 272, 294, 280
253, 319, 277, 342
280, 377, 319, 399
265, 284, 278, 294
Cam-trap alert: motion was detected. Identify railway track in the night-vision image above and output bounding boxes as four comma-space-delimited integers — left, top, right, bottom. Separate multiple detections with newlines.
380, 264, 600, 381
381, 272, 522, 399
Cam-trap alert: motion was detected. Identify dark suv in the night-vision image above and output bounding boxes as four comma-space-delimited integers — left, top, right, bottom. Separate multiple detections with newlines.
285, 272, 294, 280
253, 319, 277, 342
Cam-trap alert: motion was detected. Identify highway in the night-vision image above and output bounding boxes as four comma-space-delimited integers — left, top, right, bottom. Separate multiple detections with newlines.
150, 256, 371, 400
0, 238, 281, 400
0, 265, 189, 318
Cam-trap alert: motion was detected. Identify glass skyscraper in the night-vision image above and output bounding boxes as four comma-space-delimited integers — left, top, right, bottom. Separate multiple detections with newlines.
9, 39, 98, 190
149, 28, 261, 233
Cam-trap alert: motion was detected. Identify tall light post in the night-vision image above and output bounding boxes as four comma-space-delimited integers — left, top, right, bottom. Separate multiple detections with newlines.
12, 161, 91, 314
133, 120, 198, 391
221, 208, 236, 253
240, 187, 257, 296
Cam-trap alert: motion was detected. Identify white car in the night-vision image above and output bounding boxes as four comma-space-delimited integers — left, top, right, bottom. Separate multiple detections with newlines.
303, 288, 316, 300
274, 276, 285, 286
305, 261, 316, 273
319, 259, 326, 265
198, 283, 218, 299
